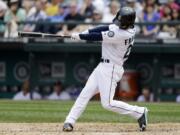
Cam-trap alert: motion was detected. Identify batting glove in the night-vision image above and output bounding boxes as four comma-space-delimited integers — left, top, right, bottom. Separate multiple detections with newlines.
71, 33, 81, 41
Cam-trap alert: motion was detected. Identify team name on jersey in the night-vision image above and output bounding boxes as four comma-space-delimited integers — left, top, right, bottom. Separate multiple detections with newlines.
125, 36, 134, 45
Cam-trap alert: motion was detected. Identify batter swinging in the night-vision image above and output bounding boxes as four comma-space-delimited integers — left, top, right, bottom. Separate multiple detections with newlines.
63, 7, 148, 132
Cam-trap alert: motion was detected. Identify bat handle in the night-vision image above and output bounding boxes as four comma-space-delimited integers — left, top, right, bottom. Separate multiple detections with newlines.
63, 35, 71, 38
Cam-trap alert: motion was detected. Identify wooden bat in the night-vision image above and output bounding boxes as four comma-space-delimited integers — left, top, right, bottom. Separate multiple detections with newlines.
18, 31, 71, 39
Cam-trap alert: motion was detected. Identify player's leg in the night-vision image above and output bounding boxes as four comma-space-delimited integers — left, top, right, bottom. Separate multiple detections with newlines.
63, 67, 99, 131
98, 64, 148, 130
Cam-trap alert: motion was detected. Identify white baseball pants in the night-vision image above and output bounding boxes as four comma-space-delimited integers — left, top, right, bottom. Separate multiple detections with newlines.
65, 63, 145, 124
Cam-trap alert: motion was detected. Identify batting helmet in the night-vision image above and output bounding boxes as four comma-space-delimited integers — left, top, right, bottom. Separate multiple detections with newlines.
113, 7, 136, 29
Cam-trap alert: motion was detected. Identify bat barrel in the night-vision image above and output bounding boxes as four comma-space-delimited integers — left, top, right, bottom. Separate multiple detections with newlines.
18, 31, 71, 39
18, 32, 43, 37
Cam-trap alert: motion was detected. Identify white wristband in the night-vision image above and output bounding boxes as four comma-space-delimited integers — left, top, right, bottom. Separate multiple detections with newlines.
71, 33, 81, 40
81, 30, 89, 34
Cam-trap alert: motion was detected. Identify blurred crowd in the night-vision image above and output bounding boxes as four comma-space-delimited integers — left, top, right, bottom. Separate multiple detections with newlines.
10, 80, 180, 103
0, 0, 179, 38
12, 80, 82, 100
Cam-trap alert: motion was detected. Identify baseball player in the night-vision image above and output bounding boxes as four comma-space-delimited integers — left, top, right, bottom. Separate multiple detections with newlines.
63, 7, 148, 132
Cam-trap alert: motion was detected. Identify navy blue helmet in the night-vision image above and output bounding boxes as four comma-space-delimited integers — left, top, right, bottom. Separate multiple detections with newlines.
113, 7, 136, 29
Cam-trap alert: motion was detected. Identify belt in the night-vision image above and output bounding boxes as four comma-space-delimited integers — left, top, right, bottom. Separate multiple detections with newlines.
101, 58, 110, 63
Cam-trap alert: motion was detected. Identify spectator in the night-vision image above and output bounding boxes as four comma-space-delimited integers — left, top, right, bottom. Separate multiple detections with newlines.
137, 87, 154, 102
92, 0, 105, 13
44, 4, 67, 34
4, 0, 26, 37
126, 0, 143, 19
167, 0, 180, 11
60, 1, 84, 35
160, 4, 172, 21
0, 0, 8, 36
158, 4, 179, 39
144, 0, 157, 8
102, 0, 120, 23
172, 8, 180, 38
126, 0, 143, 34
72, 8, 104, 33
176, 89, 180, 103
45, 0, 62, 16
65, 85, 83, 100
23, 0, 47, 32
41, 0, 50, 12
13, 80, 41, 100
142, 4, 160, 37
172, 9, 179, 21
4, 0, 26, 25
47, 81, 71, 100
47, 4, 67, 22
89, 8, 103, 23
176, 95, 180, 102
22, 0, 36, 18
80, 0, 95, 19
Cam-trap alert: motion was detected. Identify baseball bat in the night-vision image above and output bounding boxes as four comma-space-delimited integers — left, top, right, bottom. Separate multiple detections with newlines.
18, 31, 71, 39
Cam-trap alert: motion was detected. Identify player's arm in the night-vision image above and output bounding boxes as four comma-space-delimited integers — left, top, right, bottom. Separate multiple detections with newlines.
71, 25, 109, 41
79, 33, 103, 41
87, 25, 109, 34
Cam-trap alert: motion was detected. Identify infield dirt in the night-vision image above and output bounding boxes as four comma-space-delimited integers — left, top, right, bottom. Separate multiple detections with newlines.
0, 123, 180, 135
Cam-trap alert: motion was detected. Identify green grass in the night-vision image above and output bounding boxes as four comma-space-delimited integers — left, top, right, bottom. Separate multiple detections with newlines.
0, 100, 179, 123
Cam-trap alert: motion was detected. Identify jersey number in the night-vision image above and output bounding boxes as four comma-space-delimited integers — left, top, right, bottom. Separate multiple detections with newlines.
123, 44, 133, 61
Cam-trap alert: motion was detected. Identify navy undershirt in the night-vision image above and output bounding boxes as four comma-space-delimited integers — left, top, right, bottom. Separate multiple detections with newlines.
79, 25, 109, 41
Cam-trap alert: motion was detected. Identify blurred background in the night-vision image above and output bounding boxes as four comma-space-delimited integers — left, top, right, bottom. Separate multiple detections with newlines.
0, 0, 179, 102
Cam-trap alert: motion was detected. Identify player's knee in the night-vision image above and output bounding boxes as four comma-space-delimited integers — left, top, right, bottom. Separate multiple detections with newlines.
101, 102, 111, 111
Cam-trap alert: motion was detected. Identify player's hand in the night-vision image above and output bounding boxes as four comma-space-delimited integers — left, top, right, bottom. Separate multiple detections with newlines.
71, 33, 80, 40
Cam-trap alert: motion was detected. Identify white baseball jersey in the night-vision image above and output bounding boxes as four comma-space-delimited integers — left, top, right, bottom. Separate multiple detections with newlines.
65, 24, 145, 125
101, 24, 135, 66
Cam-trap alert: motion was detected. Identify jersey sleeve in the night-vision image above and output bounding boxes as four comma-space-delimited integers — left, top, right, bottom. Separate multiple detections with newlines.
88, 25, 109, 33
79, 33, 103, 41
101, 24, 119, 42
79, 25, 110, 41
81, 25, 109, 34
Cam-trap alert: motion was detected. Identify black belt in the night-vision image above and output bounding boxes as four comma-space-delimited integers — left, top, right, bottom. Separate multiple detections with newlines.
101, 58, 110, 63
